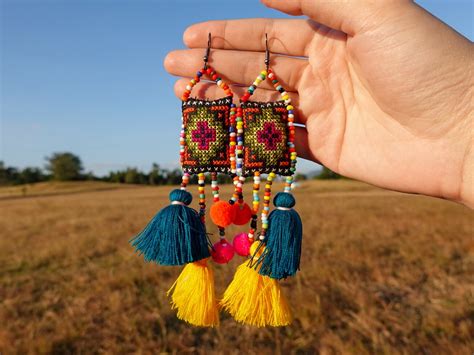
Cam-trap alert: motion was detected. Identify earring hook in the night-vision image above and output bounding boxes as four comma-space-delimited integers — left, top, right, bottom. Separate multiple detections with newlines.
265, 33, 270, 71
203, 33, 211, 69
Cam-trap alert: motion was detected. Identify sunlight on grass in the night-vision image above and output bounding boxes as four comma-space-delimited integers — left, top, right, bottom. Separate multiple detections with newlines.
0, 180, 472, 353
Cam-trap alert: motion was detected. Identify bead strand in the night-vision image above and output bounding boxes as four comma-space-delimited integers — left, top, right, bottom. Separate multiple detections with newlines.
248, 172, 261, 241
268, 69, 298, 175
197, 172, 206, 223
180, 173, 190, 191
182, 66, 233, 101
179, 115, 185, 165
235, 107, 244, 175
260, 172, 275, 240
229, 104, 237, 174
211, 172, 219, 202
241, 70, 267, 102
284, 176, 293, 193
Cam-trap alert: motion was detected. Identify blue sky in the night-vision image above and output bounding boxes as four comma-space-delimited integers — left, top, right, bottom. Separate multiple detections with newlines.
1, 0, 473, 176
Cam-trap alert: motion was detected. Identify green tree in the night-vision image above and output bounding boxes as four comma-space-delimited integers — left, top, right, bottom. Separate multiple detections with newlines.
20, 167, 44, 184
124, 168, 147, 184
148, 163, 164, 185
316, 166, 342, 180
45, 152, 83, 181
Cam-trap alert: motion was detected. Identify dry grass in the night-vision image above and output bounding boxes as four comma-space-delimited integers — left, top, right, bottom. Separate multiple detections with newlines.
0, 180, 473, 354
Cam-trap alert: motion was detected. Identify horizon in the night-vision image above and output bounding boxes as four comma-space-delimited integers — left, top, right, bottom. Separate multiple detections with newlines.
1, 0, 473, 176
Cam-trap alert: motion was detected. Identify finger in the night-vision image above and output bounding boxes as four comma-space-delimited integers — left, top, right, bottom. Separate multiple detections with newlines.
261, 0, 407, 35
184, 19, 316, 57
173, 78, 306, 124
165, 48, 307, 92
294, 126, 317, 162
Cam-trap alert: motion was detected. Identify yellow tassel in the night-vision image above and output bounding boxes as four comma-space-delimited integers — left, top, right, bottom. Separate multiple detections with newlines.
167, 258, 219, 327
220, 242, 292, 327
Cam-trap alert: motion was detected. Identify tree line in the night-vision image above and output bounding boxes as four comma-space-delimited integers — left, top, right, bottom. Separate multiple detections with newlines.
0, 152, 341, 186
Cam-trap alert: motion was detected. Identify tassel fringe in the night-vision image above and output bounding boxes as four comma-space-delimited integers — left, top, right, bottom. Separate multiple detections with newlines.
167, 259, 219, 327
220, 245, 292, 327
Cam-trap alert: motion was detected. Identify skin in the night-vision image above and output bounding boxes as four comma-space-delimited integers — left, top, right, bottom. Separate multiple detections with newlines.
164, 0, 474, 208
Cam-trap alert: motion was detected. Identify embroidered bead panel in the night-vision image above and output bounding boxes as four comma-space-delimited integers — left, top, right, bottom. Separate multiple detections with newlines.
242, 101, 291, 176
181, 97, 232, 174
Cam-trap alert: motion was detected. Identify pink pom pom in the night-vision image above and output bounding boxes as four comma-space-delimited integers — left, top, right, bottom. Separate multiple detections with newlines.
211, 239, 235, 264
232, 233, 253, 257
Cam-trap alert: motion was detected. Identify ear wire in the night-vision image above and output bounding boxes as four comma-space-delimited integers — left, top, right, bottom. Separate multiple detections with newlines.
265, 33, 270, 72
203, 32, 211, 69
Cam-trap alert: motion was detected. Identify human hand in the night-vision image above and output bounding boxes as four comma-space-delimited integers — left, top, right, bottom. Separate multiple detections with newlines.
164, 0, 473, 207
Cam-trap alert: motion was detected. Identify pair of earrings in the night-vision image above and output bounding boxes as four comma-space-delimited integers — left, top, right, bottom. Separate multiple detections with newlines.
131, 34, 302, 327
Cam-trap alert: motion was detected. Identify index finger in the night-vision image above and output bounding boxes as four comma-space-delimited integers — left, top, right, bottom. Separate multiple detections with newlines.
183, 19, 316, 57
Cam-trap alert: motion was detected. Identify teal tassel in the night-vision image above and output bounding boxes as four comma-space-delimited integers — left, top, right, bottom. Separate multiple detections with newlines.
256, 192, 302, 279
130, 189, 210, 266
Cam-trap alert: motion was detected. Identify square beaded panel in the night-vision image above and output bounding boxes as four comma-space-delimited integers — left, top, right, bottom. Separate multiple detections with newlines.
242, 100, 291, 176
181, 96, 232, 174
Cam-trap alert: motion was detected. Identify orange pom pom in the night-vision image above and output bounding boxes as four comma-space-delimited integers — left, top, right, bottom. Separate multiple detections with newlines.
210, 201, 236, 227
232, 202, 252, 225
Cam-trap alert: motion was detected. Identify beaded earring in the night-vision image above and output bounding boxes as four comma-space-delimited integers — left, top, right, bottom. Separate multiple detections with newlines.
130, 34, 245, 327
221, 34, 303, 327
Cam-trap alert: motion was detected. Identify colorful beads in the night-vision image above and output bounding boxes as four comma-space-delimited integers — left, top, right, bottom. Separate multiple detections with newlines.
246, 171, 261, 241
180, 173, 190, 190
197, 173, 206, 223
229, 104, 237, 174
234, 107, 244, 175
182, 66, 233, 101
259, 172, 275, 240
211, 172, 219, 202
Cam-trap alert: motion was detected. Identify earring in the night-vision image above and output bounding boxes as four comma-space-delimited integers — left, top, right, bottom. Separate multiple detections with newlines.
130, 33, 237, 327
221, 34, 303, 327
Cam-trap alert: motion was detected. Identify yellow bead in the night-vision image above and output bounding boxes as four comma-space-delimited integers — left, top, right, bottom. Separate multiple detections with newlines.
261, 70, 267, 76
287, 105, 294, 110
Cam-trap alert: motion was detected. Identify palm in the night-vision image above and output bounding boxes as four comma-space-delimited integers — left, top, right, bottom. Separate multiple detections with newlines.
165, 1, 472, 203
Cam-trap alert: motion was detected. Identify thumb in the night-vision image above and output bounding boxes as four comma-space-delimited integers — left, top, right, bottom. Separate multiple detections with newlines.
260, 0, 411, 35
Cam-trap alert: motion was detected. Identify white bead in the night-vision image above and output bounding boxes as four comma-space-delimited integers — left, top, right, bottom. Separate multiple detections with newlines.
186, 85, 192, 91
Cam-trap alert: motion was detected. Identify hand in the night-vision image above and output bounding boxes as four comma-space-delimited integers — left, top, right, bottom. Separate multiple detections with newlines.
164, 0, 473, 207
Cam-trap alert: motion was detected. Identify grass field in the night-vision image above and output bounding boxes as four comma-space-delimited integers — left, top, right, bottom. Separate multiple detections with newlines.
0, 180, 473, 354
